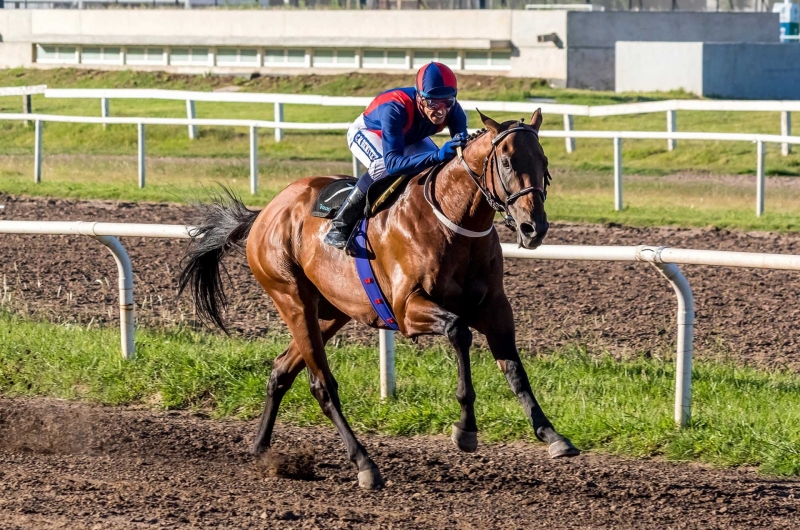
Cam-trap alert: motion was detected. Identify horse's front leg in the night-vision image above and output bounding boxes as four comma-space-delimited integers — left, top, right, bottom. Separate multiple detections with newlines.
402, 292, 479, 452
475, 295, 580, 458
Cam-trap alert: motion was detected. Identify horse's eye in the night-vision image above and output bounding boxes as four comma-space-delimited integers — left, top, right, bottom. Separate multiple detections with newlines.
502, 158, 511, 169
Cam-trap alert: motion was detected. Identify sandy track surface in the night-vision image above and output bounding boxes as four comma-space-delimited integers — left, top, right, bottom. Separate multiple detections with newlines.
1, 398, 798, 529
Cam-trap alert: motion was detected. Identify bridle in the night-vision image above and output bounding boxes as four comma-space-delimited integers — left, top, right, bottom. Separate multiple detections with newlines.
458, 125, 550, 231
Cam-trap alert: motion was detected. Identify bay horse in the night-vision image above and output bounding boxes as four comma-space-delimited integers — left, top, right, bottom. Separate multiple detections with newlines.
178, 110, 580, 489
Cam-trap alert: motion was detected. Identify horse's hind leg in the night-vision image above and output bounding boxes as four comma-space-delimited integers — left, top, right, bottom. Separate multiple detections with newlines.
273, 282, 383, 489
476, 296, 580, 458
251, 312, 351, 455
251, 343, 304, 455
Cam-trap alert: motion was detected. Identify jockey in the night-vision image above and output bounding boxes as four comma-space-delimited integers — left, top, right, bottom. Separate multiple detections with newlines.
324, 62, 469, 249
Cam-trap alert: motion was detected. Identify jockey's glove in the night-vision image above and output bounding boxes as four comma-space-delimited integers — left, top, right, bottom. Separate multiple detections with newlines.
437, 135, 467, 162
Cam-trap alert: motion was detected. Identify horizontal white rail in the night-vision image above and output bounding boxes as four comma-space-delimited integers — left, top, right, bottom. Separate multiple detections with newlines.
0, 113, 350, 130
0, 221, 193, 239
501, 244, 800, 271
0, 85, 47, 97
538, 129, 800, 145
45, 88, 587, 117
590, 99, 800, 117
45, 87, 800, 117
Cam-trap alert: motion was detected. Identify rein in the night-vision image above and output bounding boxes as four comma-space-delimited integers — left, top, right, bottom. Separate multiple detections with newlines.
423, 126, 549, 237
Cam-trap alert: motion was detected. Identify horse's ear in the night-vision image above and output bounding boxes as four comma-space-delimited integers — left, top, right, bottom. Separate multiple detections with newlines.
477, 109, 501, 135
530, 108, 543, 133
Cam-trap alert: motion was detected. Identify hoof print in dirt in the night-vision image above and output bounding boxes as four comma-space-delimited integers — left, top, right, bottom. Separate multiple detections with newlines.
257, 447, 316, 481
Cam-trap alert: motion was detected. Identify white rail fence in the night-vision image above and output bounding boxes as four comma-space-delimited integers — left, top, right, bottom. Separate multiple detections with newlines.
43, 88, 799, 156
0, 84, 47, 126
3, 219, 800, 430
0, 221, 193, 359
2, 111, 799, 217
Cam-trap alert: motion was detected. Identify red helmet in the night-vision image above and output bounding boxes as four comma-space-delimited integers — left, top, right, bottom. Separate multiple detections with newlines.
415, 62, 458, 99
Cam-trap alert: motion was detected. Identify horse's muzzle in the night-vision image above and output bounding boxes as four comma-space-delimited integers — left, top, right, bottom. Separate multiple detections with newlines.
517, 220, 548, 249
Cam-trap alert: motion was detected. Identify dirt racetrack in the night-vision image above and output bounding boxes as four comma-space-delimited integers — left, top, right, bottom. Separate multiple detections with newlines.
1, 397, 799, 529
2, 194, 800, 528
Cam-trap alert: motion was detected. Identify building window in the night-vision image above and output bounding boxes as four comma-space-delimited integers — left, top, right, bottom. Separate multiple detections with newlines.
264, 48, 306, 66
170, 48, 210, 66
413, 51, 435, 68
313, 49, 357, 67
412, 50, 459, 69
126, 47, 166, 66
362, 49, 408, 69
35, 45, 78, 64
81, 46, 122, 65
438, 51, 458, 68
464, 51, 511, 70
217, 48, 260, 67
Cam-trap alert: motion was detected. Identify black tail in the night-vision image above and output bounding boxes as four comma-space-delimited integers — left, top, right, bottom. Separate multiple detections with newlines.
178, 187, 260, 333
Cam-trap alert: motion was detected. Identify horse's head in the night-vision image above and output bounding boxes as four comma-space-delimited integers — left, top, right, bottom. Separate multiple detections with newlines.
471, 109, 551, 249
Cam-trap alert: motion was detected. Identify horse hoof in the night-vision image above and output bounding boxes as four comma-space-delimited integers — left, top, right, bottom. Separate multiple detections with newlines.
548, 439, 581, 458
358, 467, 385, 490
451, 424, 478, 453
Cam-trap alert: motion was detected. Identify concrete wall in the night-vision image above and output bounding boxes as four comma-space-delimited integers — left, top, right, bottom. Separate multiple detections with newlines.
616, 41, 800, 99
567, 12, 779, 90
616, 42, 704, 95
703, 44, 800, 99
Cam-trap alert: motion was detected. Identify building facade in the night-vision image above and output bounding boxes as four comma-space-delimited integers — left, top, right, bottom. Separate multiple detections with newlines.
0, 10, 779, 89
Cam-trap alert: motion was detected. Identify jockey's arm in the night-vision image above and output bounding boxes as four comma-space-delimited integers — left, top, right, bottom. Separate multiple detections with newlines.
446, 102, 469, 140
380, 104, 442, 178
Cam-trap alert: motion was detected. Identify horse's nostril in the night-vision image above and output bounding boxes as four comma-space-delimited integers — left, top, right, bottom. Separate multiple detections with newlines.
519, 222, 536, 238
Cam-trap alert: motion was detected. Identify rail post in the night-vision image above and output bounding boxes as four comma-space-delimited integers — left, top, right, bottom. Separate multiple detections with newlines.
34, 120, 42, 183
781, 111, 791, 156
250, 125, 258, 195
380, 330, 396, 399
186, 100, 197, 140
667, 110, 677, 151
274, 102, 284, 142
352, 154, 361, 179
101, 97, 109, 130
22, 94, 32, 127
137, 123, 146, 189
563, 114, 575, 154
648, 261, 694, 428
93, 235, 135, 360
756, 140, 765, 217
613, 136, 623, 211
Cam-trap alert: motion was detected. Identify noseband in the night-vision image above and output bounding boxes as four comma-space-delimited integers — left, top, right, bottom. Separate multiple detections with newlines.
459, 126, 549, 231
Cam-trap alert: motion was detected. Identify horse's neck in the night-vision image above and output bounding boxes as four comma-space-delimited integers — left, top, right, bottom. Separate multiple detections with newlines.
430, 136, 496, 232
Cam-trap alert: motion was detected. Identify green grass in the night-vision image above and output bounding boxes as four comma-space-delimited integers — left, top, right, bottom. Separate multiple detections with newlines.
1, 311, 799, 476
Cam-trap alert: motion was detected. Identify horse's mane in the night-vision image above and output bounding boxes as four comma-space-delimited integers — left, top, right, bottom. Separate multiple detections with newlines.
466, 128, 488, 144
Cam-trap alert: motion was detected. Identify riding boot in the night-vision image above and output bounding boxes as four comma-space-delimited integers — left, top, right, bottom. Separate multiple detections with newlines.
323, 186, 368, 249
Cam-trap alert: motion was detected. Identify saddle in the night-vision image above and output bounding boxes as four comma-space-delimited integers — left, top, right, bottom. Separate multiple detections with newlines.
310, 174, 415, 332
311, 175, 412, 220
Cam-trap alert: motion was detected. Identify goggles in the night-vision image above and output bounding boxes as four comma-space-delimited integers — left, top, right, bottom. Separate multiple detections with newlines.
422, 97, 456, 110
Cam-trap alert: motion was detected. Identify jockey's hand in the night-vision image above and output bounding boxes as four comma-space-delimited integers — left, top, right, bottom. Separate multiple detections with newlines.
437, 136, 466, 162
